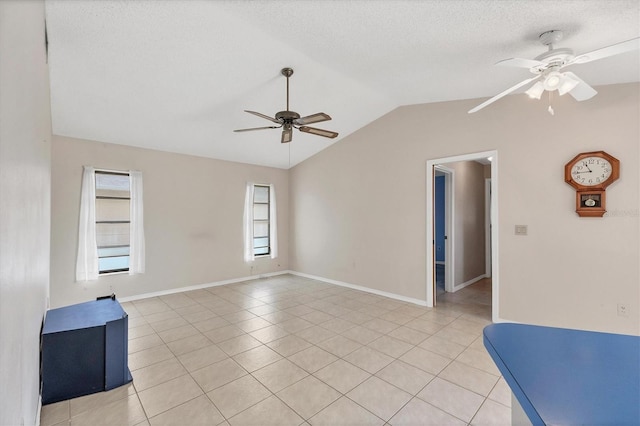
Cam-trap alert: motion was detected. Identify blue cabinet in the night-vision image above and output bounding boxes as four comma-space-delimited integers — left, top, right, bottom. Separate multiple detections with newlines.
41, 298, 132, 404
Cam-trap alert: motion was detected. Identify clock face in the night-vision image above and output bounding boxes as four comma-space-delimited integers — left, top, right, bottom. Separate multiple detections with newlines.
570, 156, 613, 187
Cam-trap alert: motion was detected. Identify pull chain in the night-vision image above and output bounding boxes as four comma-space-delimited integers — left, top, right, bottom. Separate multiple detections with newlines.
547, 90, 555, 116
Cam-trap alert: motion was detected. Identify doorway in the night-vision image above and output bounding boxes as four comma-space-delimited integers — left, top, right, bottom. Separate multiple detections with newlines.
434, 166, 453, 298
426, 150, 499, 322
435, 172, 445, 296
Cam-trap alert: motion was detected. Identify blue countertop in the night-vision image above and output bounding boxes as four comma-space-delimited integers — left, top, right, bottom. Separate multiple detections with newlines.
483, 323, 640, 425
43, 298, 127, 334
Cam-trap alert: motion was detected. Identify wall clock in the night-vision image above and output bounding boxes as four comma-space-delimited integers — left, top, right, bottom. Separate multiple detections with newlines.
564, 151, 619, 217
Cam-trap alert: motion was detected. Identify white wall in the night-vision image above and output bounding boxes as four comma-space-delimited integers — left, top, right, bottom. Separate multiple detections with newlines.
50, 136, 289, 307
290, 83, 639, 335
0, 1, 52, 425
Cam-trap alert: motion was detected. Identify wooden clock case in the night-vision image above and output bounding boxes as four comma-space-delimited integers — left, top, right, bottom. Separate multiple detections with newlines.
564, 151, 619, 218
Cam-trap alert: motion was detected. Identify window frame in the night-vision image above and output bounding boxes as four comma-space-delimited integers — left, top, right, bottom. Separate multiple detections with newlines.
95, 170, 131, 275
252, 184, 271, 257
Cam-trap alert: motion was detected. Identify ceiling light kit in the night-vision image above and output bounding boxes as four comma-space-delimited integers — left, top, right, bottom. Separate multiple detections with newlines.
234, 68, 338, 143
469, 30, 640, 113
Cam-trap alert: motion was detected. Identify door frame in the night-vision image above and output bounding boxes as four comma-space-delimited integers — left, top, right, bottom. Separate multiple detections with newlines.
485, 178, 492, 278
434, 165, 454, 294
425, 150, 500, 323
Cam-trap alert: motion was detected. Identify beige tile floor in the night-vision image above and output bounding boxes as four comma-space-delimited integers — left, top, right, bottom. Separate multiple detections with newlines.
41, 275, 511, 426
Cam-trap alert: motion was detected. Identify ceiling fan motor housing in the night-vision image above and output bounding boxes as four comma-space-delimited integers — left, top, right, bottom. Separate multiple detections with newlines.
531, 48, 574, 73
275, 110, 300, 122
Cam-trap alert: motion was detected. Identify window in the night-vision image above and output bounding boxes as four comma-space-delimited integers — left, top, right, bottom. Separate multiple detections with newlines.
76, 166, 145, 281
243, 182, 277, 262
252, 185, 270, 256
95, 171, 131, 274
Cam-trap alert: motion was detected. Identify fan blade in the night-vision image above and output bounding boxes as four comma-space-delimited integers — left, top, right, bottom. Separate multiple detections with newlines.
496, 57, 545, 69
244, 110, 281, 124
294, 112, 332, 125
281, 127, 293, 143
563, 72, 597, 101
234, 126, 280, 133
299, 126, 338, 139
468, 75, 541, 113
572, 37, 640, 64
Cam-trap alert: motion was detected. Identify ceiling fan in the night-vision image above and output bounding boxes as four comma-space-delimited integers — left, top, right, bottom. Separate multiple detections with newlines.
234, 67, 338, 143
469, 30, 640, 113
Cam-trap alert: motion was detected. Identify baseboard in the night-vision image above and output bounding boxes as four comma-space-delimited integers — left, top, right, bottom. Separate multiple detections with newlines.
118, 269, 427, 307
118, 270, 290, 303
104, 270, 503, 325
452, 274, 487, 293
289, 271, 427, 307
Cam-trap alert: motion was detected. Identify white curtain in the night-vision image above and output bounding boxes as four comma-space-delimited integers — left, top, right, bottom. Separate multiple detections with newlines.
269, 184, 278, 259
243, 182, 255, 262
76, 166, 99, 281
129, 170, 145, 274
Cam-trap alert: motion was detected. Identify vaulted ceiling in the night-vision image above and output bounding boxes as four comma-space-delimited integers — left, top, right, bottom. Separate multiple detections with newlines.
45, 1, 640, 169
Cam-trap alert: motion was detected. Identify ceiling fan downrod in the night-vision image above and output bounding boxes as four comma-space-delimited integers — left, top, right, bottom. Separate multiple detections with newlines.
281, 67, 293, 111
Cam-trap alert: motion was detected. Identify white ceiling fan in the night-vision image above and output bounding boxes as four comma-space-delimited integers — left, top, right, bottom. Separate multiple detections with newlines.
469, 30, 640, 113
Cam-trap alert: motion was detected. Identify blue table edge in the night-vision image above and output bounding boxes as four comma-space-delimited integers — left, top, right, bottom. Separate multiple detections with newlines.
483, 327, 545, 425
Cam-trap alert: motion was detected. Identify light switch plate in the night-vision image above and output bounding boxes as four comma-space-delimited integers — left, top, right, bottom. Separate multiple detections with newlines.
515, 225, 528, 235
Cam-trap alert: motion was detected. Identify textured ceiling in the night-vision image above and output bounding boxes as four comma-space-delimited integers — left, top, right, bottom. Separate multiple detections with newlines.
45, 1, 640, 169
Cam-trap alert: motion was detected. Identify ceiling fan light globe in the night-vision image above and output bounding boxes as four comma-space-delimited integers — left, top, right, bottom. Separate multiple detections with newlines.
525, 81, 545, 99
543, 71, 563, 91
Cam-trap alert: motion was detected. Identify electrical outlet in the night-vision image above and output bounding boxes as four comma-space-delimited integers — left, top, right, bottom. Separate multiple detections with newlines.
617, 303, 628, 317
515, 225, 528, 235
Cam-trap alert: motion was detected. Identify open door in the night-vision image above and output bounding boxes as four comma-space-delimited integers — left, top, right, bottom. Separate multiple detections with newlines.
434, 168, 450, 301
431, 166, 436, 306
